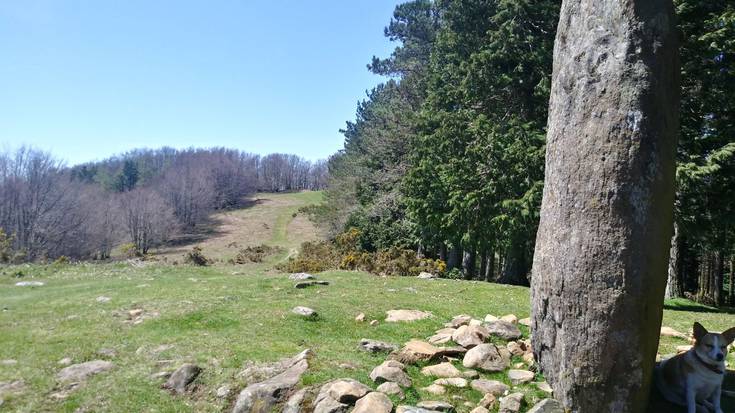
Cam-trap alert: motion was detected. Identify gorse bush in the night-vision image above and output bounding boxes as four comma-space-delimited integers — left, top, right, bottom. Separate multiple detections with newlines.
0, 229, 12, 263
232, 245, 284, 264
184, 246, 210, 266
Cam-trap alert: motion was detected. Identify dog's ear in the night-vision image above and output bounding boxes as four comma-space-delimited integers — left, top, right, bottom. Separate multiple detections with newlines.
693, 322, 708, 341
722, 327, 735, 345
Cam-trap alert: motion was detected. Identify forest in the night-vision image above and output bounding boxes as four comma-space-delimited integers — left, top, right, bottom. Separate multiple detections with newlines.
0, 147, 327, 261
313, 0, 735, 307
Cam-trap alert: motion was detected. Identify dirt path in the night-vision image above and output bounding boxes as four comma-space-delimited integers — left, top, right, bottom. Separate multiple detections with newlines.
156, 191, 324, 263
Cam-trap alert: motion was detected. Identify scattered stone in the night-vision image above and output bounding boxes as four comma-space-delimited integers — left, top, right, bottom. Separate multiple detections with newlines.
522, 352, 535, 365
97, 348, 117, 358
484, 320, 523, 341
15, 281, 44, 287
462, 369, 479, 379
499, 393, 524, 413
326, 379, 371, 404
128, 309, 144, 319
150, 371, 172, 380
392, 340, 467, 365
370, 360, 412, 387
428, 332, 454, 345
338, 362, 357, 370
292, 306, 317, 317
0, 360, 17, 366
527, 398, 564, 413
370, 320, 379, 326
295, 280, 329, 289
447, 315, 472, 328
313, 395, 349, 413
96, 296, 111, 303
57, 360, 114, 382
434, 377, 467, 388
289, 273, 315, 280
507, 369, 535, 385
0, 380, 26, 396
463, 344, 511, 372
353, 391, 393, 413
422, 384, 446, 395
359, 339, 398, 353
538, 381, 555, 393
58, 357, 72, 366
479, 393, 497, 408
417, 400, 454, 411
232, 349, 312, 413
469, 319, 483, 327
500, 314, 518, 324
377, 382, 404, 399
452, 325, 490, 348
471, 407, 490, 413
417, 272, 438, 279
519, 318, 531, 327
162, 363, 201, 394
355, 313, 366, 322
396, 406, 444, 413
385, 309, 433, 322
506, 341, 526, 357
283, 388, 307, 413
421, 362, 461, 378
660, 326, 688, 339
471, 379, 509, 396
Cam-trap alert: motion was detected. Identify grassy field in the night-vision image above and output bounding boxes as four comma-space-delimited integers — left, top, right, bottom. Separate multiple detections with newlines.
1, 192, 733, 412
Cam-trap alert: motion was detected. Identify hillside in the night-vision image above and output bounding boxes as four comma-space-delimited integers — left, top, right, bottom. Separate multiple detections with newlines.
0, 192, 732, 412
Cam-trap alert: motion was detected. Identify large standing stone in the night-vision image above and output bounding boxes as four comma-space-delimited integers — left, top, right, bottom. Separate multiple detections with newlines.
484, 320, 522, 341
530, 0, 679, 411
463, 344, 511, 372
232, 350, 311, 413
57, 360, 114, 382
352, 391, 393, 413
386, 309, 433, 322
163, 363, 201, 394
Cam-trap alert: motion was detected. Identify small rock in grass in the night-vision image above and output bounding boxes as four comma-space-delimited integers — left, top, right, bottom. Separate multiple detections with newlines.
417, 272, 438, 279
484, 320, 523, 341
0, 360, 17, 366
434, 377, 467, 388
417, 400, 454, 411
96, 296, 111, 303
215, 385, 231, 398
97, 348, 117, 358
150, 371, 171, 380
500, 314, 518, 324
370, 361, 412, 387
313, 395, 349, 413
446, 314, 472, 328
421, 384, 446, 395
471, 379, 509, 396
506, 341, 525, 357
58, 357, 72, 366
353, 391, 393, 413
289, 273, 315, 280
128, 309, 144, 319
377, 382, 404, 399
355, 313, 366, 322
508, 369, 535, 385
471, 407, 490, 413
421, 362, 461, 378
463, 344, 511, 372
479, 393, 497, 408
484, 314, 498, 323
292, 306, 317, 317
359, 339, 398, 353
499, 393, 524, 413
519, 318, 531, 327
370, 320, 379, 326
15, 281, 44, 287
385, 309, 432, 323
527, 398, 564, 413
396, 406, 444, 413
427, 332, 453, 345
452, 324, 490, 348
462, 369, 480, 379
57, 360, 114, 382
162, 363, 201, 394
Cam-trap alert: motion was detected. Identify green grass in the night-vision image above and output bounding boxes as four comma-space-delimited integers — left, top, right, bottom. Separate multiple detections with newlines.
0, 192, 733, 412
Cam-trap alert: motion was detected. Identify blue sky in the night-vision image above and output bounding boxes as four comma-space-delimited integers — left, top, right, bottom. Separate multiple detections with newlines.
0, 1, 402, 165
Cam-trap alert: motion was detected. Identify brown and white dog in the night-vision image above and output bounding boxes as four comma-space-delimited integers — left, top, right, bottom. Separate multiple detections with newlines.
655, 322, 735, 413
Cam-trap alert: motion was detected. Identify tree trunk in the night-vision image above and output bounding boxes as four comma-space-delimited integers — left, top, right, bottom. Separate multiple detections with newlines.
498, 241, 529, 286
439, 244, 447, 262
486, 248, 495, 282
730, 258, 734, 306
479, 250, 488, 281
664, 223, 683, 299
530, 0, 679, 411
447, 246, 462, 270
462, 249, 476, 279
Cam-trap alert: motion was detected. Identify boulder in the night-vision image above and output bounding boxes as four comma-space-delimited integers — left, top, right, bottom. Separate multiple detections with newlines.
326, 379, 371, 404
359, 339, 398, 353
289, 273, 315, 280
163, 363, 201, 394
353, 391, 393, 413
471, 379, 509, 396
498, 393, 524, 413
386, 309, 433, 322
452, 325, 490, 348
507, 369, 535, 385
527, 399, 565, 413
463, 344, 511, 372
417, 400, 454, 411
434, 377, 467, 388
57, 360, 114, 383
292, 306, 317, 317
232, 349, 311, 413
370, 360, 412, 387
421, 362, 461, 378
484, 320, 523, 341
377, 382, 404, 399
97, 348, 117, 358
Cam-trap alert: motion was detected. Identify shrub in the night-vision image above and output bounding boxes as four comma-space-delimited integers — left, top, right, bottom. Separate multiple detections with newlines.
276, 241, 340, 273
233, 244, 284, 264
120, 243, 140, 258
0, 229, 11, 263
53, 256, 70, 265
184, 246, 210, 266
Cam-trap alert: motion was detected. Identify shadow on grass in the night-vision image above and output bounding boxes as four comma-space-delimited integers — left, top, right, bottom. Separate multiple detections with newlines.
663, 298, 735, 315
